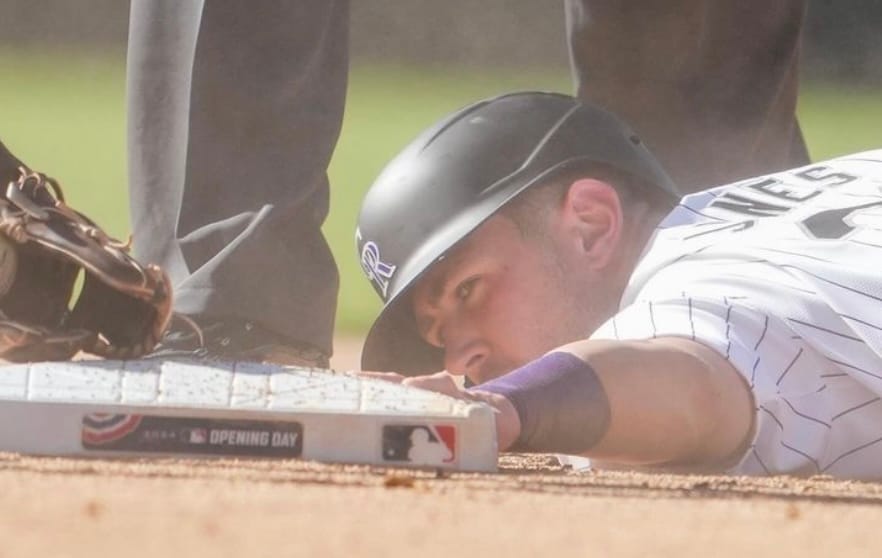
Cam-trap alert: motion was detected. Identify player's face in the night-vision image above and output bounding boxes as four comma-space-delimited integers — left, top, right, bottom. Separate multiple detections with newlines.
411, 214, 603, 385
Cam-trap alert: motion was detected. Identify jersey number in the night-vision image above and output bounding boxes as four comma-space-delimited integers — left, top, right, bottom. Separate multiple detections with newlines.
800, 201, 882, 240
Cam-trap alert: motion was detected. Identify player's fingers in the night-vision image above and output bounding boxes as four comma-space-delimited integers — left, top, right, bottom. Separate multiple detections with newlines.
354, 370, 406, 383
403, 372, 461, 398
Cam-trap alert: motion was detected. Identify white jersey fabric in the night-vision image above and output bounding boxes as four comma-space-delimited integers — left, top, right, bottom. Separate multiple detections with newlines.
590, 150, 882, 479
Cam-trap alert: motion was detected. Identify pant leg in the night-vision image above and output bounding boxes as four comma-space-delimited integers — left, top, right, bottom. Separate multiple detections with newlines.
566, 0, 809, 193
127, 0, 349, 355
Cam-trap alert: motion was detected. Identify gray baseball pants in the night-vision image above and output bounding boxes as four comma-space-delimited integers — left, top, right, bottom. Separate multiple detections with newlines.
127, 0, 349, 355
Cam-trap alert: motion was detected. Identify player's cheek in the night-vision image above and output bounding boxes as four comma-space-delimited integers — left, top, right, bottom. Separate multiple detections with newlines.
475, 283, 521, 342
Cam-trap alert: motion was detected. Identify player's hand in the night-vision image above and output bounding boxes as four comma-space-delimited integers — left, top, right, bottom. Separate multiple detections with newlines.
356, 370, 521, 451
355, 370, 463, 397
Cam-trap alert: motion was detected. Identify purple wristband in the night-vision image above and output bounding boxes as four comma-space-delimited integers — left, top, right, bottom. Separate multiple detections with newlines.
469, 352, 610, 454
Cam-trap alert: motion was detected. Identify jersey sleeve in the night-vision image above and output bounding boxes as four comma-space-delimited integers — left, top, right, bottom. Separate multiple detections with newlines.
590, 295, 845, 476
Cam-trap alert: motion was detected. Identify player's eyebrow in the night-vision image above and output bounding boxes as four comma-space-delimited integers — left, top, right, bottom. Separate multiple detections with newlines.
421, 274, 445, 310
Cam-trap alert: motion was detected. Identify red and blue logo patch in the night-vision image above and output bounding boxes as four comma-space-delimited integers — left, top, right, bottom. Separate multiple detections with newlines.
81, 413, 144, 446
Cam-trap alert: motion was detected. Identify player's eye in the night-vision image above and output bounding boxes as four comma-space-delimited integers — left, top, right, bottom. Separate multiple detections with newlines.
455, 277, 478, 301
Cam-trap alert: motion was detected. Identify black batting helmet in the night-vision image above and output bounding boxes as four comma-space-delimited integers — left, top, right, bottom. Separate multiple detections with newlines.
356, 91, 678, 375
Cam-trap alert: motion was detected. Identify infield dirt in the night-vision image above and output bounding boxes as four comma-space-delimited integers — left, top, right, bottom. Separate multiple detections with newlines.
3, 338, 881, 557
2, 453, 881, 558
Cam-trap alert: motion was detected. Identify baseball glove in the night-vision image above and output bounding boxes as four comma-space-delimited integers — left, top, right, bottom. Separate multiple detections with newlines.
0, 140, 172, 362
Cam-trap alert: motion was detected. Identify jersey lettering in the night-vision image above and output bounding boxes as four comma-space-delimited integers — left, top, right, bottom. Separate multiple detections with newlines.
709, 192, 790, 217
746, 177, 822, 203
794, 166, 858, 187
707, 166, 863, 222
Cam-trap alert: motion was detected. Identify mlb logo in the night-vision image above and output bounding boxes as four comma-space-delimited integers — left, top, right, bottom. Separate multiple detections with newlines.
382, 425, 456, 466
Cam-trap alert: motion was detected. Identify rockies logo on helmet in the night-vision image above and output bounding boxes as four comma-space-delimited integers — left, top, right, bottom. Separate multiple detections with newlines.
356, 229, 397, 299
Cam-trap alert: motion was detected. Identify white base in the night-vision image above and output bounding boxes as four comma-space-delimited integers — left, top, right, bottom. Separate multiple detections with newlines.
0, 359, 497, 472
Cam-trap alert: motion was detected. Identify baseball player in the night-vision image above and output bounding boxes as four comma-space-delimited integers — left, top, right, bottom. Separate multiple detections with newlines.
125, 0, 806, 367
126, 1, 347, 366
356, 92, 882, 479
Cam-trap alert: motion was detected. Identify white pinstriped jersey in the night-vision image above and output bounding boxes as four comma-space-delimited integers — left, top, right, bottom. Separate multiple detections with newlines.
590, 150, 882, 479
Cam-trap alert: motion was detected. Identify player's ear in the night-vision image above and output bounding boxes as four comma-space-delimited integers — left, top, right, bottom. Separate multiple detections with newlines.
558, 178, 623, 270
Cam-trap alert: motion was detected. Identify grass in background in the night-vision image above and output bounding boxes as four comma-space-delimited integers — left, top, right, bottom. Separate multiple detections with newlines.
2, 50, 880, 334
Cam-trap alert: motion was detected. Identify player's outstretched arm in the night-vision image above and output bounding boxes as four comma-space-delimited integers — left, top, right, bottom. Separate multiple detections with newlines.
555, 338, 753, 468
397, 337, 754, 470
